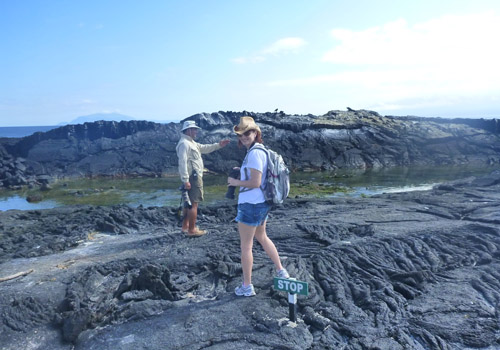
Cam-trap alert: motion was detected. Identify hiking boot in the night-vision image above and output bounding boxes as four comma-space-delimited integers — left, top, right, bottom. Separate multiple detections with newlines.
186, 229, 206, 237
234, 283, 256, 297
277, 268, 290, 279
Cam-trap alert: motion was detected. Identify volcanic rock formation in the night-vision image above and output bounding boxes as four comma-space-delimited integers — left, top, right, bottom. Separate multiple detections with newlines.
1, 171, 500, 349
1, 109, 499, 189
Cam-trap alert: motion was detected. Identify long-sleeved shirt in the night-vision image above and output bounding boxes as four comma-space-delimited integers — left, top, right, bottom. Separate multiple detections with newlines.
176, 133, 222, 183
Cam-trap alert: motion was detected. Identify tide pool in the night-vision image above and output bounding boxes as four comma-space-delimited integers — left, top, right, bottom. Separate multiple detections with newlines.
0, 165, 498, 211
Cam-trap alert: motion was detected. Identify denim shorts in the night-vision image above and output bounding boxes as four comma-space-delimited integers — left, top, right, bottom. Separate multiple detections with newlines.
235, 202, 271, 227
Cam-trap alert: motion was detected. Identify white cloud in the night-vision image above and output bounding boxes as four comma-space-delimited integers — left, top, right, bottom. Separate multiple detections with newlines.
261, 37, 307, 56
231, 56, 266, 64
232, 37, 306, 64
267, 12, 500, 114
322, 12, 500, 67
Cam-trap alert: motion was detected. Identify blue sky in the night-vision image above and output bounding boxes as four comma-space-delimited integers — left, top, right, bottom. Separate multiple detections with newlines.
1, 0, 500, 126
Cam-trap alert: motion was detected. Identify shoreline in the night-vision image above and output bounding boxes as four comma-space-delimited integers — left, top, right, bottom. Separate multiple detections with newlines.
2, 164, 499, 211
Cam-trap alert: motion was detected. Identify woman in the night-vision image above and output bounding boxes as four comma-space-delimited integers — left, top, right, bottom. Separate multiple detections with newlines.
228, 117, 289, 297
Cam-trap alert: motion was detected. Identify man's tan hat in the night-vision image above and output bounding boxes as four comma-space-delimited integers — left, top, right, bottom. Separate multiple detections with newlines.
233, 116, 261, 135
181, 120, 201, 131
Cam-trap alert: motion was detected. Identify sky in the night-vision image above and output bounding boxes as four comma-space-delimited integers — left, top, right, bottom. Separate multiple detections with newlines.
1, 0, 500, 126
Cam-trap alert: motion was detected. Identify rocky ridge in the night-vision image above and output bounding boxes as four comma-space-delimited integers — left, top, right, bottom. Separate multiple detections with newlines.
1, 109, 499, 189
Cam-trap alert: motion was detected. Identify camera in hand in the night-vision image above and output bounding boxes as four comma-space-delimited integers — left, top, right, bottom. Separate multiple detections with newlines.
179, 185, 192, 209
225, 168, 241, 199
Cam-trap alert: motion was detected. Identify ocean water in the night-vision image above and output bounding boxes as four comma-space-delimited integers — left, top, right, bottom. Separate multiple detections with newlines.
0, 126, 58, 138
0, 195, 59, 211
1, 165, 498, 211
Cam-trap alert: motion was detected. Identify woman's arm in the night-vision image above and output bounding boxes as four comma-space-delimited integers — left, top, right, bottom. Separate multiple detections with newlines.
228, 168, 262, 188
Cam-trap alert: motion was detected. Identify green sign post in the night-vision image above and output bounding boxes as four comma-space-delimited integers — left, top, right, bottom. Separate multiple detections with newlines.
274, 277, 309, 296
274, 277, 309, 322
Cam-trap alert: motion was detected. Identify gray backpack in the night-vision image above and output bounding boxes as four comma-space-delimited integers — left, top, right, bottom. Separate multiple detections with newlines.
242, 144, 290, 205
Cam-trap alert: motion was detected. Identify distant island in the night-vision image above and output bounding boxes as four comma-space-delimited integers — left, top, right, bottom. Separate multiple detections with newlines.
61, 112, 136, 125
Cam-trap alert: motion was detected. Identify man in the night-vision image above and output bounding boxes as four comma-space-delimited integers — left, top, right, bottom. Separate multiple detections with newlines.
176, 120, 230, 236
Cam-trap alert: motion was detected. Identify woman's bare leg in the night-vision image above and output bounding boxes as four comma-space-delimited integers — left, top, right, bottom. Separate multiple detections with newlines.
239, 222, 256, 286
255, 221, 284, 271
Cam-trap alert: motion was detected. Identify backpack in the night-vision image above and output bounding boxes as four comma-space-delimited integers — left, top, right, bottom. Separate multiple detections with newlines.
247, 144, 290, 205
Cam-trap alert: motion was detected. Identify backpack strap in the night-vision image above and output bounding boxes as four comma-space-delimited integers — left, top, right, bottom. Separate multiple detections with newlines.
239, 145, 269, 193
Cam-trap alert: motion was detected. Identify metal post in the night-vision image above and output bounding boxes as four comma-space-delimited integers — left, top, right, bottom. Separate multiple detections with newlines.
288, 277, 297, 322
288, 292, 297, 322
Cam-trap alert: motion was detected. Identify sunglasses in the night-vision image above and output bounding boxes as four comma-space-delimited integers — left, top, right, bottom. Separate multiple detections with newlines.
237, 130, 255, 137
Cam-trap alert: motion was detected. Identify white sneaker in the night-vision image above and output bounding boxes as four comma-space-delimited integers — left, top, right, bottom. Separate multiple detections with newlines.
277, 268, 290, 279
234, 283, 256, 297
